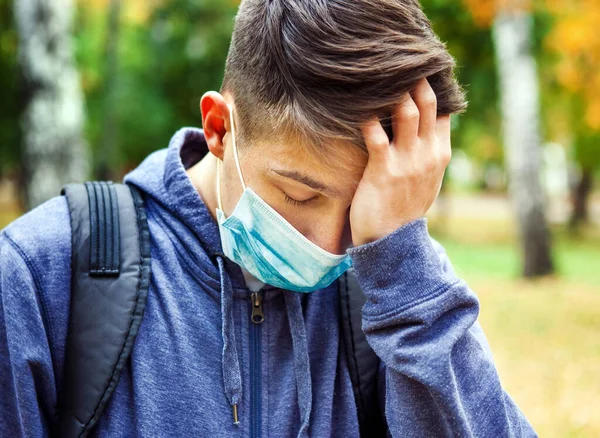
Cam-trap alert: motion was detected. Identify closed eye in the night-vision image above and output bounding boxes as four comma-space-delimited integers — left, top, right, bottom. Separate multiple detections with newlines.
284, 194, 317, 207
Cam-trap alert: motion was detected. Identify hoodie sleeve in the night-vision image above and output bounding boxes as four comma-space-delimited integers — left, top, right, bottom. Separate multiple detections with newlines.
0, 232, 54, 436
0, 197, 72, 437
348, 218, 537, 437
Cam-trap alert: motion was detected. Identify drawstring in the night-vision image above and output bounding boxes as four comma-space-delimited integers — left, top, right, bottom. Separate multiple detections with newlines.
284, 291, 313, 438
217, 255, 242, 426
216, 254, 313, 435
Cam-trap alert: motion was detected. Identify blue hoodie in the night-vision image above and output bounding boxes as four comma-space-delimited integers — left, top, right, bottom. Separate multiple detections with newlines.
0, 128, 536, 437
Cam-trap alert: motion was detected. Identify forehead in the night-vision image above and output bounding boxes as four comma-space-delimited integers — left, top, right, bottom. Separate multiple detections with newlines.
246, 136, 368, 197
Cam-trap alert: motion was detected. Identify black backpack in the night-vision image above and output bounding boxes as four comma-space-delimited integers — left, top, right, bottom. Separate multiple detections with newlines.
55, 181, 385, 437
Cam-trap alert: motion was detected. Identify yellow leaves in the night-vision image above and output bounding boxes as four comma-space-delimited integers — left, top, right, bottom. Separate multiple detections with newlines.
545, 102, 572, 141
77, 0, 164, 25
545, 1, 600, 58
462, 0, 600, 132
583, 73, 600, 130
546, 17, 594, 56
462, 0, 496, 27
555, 60, 582, 93
462, 0, 533, 28
123, 0, 164, 25
585, 100, 600, 131
546, 0, 600, 131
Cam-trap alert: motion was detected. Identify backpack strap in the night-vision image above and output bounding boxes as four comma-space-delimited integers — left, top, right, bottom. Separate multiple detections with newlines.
339, 269, 387, 437
56, 182, 151, 438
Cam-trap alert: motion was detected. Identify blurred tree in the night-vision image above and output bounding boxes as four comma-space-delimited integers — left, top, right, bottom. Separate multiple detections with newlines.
0, 0, 20, 181
422, 0, 503, 171
464, 0, 554, 277
76, 0, 238, 177
493, 8, 554, 277
420, 0, 503, 233
15, 0, 88, 209
543, 0, 600, 228
569, 124, 598, 230
96, 0, 122, 181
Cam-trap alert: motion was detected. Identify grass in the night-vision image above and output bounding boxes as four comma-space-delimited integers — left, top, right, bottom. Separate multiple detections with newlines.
473, 279, 600, 437
430, 217, 600, 437
3, 202, 599, 436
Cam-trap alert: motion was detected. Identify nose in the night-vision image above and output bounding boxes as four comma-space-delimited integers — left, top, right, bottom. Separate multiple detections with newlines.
306, 208, 351, 256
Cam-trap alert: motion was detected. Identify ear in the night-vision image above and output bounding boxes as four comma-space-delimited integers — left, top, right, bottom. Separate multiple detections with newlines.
200, 91, 233, 160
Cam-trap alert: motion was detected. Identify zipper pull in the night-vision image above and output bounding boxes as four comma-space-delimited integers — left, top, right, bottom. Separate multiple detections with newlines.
251, 292, 264, 324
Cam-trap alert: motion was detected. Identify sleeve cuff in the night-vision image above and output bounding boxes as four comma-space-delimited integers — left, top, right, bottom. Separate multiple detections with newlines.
348, 218, 453, 316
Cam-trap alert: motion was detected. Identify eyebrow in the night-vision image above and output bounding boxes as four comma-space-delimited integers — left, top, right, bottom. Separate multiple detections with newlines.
269, 168, 345, 200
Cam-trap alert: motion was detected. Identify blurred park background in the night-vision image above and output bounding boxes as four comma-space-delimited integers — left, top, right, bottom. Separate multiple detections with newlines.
0, 0, 599, 435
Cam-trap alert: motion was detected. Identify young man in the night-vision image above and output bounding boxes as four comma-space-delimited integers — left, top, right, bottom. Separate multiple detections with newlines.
1, 0, 536, 436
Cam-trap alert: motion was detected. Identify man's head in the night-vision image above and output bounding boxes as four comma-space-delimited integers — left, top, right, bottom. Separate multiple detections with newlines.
222, 0, 466, 151
199, 0, 466, 254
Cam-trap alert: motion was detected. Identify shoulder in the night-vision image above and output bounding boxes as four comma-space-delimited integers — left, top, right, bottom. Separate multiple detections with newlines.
2, 196, 71, 281
2, 196, 72, 347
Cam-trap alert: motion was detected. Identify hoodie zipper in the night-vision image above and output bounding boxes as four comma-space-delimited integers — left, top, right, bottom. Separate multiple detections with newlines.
250, 291, 264, 438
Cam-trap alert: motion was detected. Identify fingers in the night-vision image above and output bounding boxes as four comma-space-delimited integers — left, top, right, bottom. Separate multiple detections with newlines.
412, 78, 437, 139
361, 118, 390, 158
363, 78, 447, 165
391, 78, 438, 147
391, 94, 419, 147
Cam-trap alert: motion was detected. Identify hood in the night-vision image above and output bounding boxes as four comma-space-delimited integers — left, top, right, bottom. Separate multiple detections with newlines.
124, 127, 250, 292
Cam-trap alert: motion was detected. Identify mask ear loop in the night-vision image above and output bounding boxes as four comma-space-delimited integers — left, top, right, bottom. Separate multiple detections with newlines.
228, 105, 246, 190
216, 157, 224, 211
216, 104, 246, 212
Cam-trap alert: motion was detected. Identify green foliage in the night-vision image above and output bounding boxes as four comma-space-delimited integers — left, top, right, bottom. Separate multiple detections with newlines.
568, 97, 600, 172
0, 0, 20, 177
75, 0, 237, 175
421, 0, 503, 164
2, 0, 597, 180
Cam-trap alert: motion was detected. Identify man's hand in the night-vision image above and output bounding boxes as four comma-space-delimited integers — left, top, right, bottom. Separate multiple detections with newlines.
350, 78, 452, 246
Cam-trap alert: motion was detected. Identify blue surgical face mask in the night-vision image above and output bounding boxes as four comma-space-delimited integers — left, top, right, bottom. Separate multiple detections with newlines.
215, 106, 352, 293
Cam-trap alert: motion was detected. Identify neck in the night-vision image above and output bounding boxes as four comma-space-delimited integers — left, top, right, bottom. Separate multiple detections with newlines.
186, 153, 219, 221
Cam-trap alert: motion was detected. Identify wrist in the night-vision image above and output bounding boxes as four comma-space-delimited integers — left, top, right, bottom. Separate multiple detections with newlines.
348, 218, 451, 315
351, 215, 422, 246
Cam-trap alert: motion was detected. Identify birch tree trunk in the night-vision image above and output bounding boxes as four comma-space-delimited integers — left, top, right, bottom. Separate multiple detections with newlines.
493, 11, 554, 277
15, 0, 88, 209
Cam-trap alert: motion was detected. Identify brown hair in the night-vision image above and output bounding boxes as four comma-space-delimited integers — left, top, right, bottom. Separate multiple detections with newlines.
222, 0, 467, 153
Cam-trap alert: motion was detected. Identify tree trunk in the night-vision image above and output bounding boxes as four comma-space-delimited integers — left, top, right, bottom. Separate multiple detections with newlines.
493, 11, 554, 277
569, 168, 593, 230
15, 0, 88, 209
